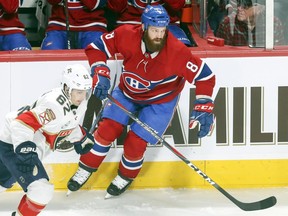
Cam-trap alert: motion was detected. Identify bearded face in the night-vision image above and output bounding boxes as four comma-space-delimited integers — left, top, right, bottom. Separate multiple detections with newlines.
143, 26, 167, 53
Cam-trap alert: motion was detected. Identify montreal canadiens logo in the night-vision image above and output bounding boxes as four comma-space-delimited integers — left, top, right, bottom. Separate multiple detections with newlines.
122, 72, 151, 93
132, 0, 162, 9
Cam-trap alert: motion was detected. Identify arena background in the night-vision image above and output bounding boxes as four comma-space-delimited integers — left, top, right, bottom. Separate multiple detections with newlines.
1, 50, 288, 191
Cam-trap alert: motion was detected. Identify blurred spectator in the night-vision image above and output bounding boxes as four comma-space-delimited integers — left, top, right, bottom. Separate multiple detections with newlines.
41, 0, 108, 50
216, 0, 285, 47
207, 0, 229, 35
0, 0, 32, 51
274, 0, 288, 44
106, 0, 194, 47
207, 0, 238, 35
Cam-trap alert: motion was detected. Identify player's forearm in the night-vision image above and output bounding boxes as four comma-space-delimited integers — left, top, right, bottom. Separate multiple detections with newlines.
195, 75, 216, 98
10, 120, 37, 148
85, 45, 107, 67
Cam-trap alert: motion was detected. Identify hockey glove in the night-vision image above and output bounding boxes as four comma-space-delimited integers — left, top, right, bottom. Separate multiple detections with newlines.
73, 127, 94, 155
189, 98, 215, 138
15, 141, 39, 173
91, 64, 111, 100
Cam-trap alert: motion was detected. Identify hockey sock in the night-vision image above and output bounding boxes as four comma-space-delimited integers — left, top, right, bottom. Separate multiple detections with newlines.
79, 130, 112, 170
119, 154, 144, 178
17, 194, 46, 216
80, 119, 123, 170
119, 131, 147, 178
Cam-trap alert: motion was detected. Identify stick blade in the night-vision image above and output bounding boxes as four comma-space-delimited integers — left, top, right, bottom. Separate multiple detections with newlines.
237, 196, 277, 211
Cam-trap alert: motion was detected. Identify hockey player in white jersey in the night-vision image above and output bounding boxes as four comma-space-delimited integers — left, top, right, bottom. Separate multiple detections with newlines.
0, 64, 94, 216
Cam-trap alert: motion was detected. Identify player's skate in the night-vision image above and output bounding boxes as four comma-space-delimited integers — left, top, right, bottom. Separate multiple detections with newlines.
105, 173, 133, 199
67, 167, 93, 195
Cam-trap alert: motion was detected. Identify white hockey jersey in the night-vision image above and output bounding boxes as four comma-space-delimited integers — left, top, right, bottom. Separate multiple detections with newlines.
0, 87, 88, 160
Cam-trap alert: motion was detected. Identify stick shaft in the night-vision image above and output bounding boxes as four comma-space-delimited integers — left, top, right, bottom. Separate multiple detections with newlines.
107, 94, 277, 211
63, 0, 71, 49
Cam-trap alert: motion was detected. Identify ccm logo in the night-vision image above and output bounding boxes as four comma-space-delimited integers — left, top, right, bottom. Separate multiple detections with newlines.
194, 104, 214, 112
20, 147, 36, 153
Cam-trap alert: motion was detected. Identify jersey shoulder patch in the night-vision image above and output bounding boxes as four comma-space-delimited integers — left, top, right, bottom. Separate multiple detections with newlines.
33, 88, 66, 126
38, 108, 56, 125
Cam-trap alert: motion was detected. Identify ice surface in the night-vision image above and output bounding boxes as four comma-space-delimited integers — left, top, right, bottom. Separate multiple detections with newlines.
1, 187, 288, 216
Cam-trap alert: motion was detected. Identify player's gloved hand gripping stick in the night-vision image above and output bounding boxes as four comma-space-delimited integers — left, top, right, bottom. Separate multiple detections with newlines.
73, 127, 94, 155
89, 56, 119, 134
189, 98, 215, 138
91, 64, 111, 100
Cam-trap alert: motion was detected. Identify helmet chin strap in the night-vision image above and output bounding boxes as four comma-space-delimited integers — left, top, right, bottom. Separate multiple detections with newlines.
63, 84, 74, 105
63, 84, 69, 96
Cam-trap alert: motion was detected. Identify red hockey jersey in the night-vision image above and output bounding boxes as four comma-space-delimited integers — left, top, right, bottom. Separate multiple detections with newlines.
85, 24, 215, 104
0, 0, 26, 36
107, 0, 185, 25
46, 0, 107, 32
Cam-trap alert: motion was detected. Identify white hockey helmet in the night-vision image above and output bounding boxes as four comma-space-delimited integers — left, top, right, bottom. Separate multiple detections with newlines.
61, 64, 92, 101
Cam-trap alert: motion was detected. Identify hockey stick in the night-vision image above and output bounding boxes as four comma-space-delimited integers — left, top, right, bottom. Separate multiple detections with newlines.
89, 98, 108, 134
89, 55, 120, 134
107, 94, 277, 211
63, 0, 71, 49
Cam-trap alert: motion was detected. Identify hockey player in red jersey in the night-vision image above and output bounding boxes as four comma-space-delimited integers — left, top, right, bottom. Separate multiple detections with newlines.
41, 0, 108, 50
0, 64, 94, 216
67, 5, 215, 198
0, 0, 32, 50
107, 0, 193, 46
